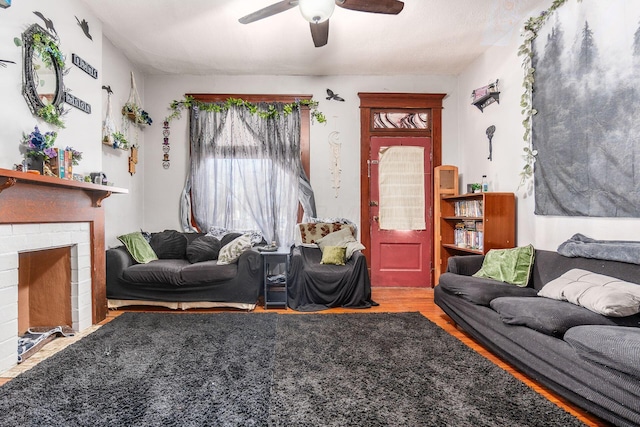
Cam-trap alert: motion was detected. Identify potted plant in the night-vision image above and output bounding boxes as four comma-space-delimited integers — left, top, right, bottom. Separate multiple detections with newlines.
21, 125, 57, 174
470, 183, 482, 193
110, 131, 129, 150
122, 102, 152, 126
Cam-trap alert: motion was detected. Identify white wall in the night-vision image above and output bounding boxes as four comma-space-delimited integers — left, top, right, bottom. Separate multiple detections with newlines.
141, 74, 459, 234
12, 0, 631, 254
101, 37, 145, 247
0, 0, 144, 248
0, 0, 102, 171
457, 0, 640, 250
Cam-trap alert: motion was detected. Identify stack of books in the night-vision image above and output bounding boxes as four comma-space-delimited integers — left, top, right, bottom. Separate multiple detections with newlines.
49, 148, 73, 179
454, 220, 484, 250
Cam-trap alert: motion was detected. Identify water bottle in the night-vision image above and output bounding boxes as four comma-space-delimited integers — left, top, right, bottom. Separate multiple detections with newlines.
482, 175, 489, 192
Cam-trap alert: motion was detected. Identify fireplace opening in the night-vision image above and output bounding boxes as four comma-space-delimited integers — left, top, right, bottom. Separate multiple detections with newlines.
17, 247, 75, 363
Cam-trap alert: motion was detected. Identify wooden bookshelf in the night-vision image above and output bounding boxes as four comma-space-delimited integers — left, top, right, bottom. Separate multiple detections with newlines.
433, 165, 459, 285
437, 192, 515, 282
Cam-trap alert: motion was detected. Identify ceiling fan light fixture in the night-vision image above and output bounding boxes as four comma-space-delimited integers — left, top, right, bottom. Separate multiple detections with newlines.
299, 0, 335, 23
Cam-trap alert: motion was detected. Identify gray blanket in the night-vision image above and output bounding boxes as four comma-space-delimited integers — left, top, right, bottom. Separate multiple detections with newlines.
557, 233, 640, 265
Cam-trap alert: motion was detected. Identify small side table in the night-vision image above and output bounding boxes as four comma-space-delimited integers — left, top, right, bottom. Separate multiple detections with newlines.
260, 247, 289, 309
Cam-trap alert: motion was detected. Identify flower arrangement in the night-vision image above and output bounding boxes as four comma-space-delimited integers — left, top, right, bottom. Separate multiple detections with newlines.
37, 103, 65, 128
65, 146, 83, 166
22, 125, 57, 160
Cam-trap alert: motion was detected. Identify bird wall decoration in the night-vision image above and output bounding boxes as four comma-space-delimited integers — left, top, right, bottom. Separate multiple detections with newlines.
33, 11, 57, 37
326, 89, 344, 102
75, 16, 92, 40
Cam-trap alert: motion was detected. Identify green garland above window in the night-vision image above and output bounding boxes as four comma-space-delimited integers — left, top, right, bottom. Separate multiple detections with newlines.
164, 95, 327, 124
518, 0, 579, 188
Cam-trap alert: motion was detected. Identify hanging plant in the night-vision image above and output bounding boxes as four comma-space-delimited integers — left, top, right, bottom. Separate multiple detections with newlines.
122, 102, 152, 126
110, 131, 129, 150
165, 95, 327, 125
122, 71, 152, 127
518, 0, 578, 187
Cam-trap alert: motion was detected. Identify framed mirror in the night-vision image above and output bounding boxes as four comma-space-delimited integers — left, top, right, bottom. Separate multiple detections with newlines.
22, 23, 65, 127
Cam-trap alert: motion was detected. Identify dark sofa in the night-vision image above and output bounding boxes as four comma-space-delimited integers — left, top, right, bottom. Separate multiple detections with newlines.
434, 249, 640, 427
106, 231, 263, 310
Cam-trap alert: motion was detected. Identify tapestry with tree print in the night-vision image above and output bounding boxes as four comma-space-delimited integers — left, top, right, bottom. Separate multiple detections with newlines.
533, 0, 640, 217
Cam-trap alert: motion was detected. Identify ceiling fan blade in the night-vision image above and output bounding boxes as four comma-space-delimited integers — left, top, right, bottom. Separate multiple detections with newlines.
309, 20, 329, 47
239, 0, 299, 24
336, 0, 404, 15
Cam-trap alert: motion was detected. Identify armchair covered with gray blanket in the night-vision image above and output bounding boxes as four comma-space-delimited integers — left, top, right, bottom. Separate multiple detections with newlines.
287, 221, 376, 311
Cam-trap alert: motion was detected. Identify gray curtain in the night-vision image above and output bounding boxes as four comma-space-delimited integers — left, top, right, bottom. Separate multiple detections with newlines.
180, 102, 313, 245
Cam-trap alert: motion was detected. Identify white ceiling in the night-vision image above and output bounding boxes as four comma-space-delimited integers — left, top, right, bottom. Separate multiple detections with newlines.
80, 0, 546, 76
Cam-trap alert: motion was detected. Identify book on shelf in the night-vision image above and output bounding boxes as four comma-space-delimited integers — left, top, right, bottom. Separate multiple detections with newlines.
49, 148, 65, 179
48, 148, 73, 179
65, 149, 72, 178
453, 220, 483, 251
454, 200, 483, 217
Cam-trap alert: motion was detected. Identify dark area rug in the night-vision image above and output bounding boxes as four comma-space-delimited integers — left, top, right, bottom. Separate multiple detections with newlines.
0, 312, 585, 426
0, 313, 277, 426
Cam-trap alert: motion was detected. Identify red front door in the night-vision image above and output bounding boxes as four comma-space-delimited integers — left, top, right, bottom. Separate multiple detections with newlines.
369, 136, 432, 287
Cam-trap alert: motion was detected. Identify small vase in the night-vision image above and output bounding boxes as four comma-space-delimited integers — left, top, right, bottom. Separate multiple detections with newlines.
28, 155, 44, 174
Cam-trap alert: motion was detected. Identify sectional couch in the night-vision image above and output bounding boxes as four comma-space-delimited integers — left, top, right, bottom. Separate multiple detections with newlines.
434, 249, 640, 427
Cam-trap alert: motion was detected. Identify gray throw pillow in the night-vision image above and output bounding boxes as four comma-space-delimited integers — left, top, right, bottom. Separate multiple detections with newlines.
565, 325, 640, 380
220, 232, 243, 248
490, 296, 615, 337
186, 235, 221, 263
149, 230, 188, 259
438, 273, 538, 306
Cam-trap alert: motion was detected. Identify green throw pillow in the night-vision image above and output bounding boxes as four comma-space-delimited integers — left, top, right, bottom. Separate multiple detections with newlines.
118, 231, 158, 264
473, 244, 535, 287
320, 246, 346, 266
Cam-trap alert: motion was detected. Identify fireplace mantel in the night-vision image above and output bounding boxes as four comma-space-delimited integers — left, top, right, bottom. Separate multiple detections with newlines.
0, 168, 128, 323
0, 168, 127, 207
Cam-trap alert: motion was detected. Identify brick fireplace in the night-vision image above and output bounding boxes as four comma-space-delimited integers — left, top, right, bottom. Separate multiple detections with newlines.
0, 169, 126, 373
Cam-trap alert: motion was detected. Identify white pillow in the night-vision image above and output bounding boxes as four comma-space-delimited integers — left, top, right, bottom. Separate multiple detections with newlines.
538, 269, 640, 317
217, 234, 252, 265
316, 228, 364, 260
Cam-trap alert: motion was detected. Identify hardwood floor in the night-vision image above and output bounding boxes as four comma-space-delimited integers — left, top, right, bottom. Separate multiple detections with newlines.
0, 288, 607, 426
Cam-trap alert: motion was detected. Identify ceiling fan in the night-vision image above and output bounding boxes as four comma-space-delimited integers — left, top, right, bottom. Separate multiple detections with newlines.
239, 0, 405, 48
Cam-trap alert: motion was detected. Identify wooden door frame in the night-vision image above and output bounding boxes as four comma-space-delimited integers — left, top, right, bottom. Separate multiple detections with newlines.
358, 93, 445, 277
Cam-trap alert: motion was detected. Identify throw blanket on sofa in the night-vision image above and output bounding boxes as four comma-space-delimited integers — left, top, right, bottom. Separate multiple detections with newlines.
557, 233, 640, 265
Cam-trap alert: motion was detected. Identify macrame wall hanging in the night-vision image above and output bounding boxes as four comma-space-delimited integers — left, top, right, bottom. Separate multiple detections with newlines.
328, 131, 341, 197
122, 71, 141, 146
102, 85, 118, 147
